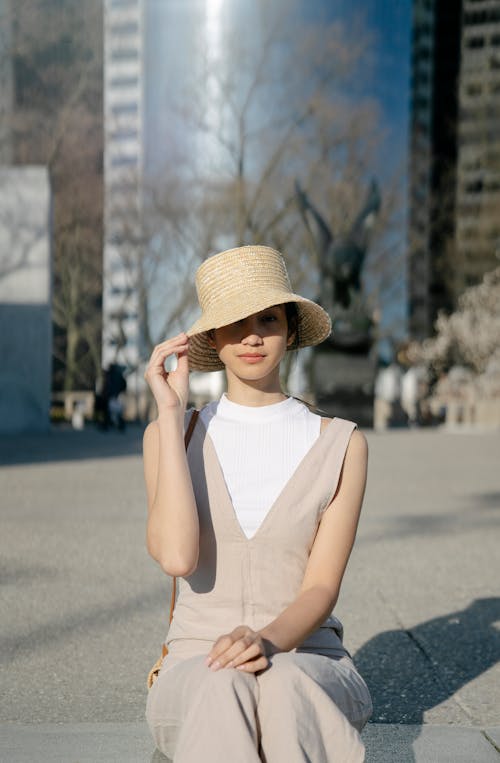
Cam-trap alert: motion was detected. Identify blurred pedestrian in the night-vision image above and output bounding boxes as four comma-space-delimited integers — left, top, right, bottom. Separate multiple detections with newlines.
99, 364, 127, 431
374, 360, 405, 430
401, 365, 427, 427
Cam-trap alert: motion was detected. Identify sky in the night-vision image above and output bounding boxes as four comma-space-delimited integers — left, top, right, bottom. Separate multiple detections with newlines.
146, 0, 413, 182
305, 0, 413, 175
144, 0, 413, 345
303, 1, 413, 346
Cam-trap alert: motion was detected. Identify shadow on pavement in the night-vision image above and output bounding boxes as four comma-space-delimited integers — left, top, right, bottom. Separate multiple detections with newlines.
354, 597, 500, 762
149, 599, 500, 762
358, 499, 500, 544
469, 491, 500, 509
0, 425, 146, 466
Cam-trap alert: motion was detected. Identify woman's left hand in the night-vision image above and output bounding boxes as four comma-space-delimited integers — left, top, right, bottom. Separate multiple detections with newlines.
206, 626, 275, 673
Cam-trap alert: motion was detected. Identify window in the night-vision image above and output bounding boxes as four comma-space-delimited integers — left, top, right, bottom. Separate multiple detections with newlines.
110, 48, 139, 62
110, 21, 139, 36
110, 286, 135, 297
109, 310, 138, 321
111, 102, 139, 115
110, 154, 139, 168
465, 8, 500, 25
109, 75, 139, 89
467, 36, 485, 49
107, 336, 137, 347
466, 82, 482, 97
110, 0, 136, 8
108, 180, 138, 193
110, 127, 139, 141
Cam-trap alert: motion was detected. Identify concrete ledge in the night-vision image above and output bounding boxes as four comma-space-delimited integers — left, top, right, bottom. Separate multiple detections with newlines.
1, 722, 499, 762
0, 722, 153, 763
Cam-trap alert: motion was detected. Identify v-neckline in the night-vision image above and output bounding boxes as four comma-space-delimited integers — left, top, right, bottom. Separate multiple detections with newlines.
196, 414, 338, 542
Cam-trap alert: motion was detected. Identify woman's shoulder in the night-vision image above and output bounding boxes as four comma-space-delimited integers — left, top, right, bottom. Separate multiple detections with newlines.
320, 416, 368, 454
347, 427, 368, 455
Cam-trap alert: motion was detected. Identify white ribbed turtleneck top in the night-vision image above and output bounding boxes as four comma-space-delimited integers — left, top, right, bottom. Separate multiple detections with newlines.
199, 394, 322, 538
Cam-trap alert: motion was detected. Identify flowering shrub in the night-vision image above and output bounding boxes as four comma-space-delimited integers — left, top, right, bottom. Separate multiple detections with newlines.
411, 266, 500, 376
406, 267, 500, 400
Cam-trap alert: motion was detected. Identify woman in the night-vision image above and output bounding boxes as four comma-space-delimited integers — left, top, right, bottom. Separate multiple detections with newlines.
143, 245, 372, 761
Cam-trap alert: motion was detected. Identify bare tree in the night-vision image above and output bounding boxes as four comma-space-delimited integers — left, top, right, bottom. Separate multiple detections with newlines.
0, 169, 48, 280
142, 2, 402, 355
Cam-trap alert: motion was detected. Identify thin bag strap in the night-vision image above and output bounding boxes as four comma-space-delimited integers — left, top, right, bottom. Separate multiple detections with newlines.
167, 409, 199, 625
184, 408, 200, 451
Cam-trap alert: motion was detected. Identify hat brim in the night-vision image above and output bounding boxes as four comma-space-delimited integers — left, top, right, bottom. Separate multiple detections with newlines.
186, 293, 331, 372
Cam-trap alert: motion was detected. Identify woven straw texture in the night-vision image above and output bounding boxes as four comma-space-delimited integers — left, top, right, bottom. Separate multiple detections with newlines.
186, 246, 331, 372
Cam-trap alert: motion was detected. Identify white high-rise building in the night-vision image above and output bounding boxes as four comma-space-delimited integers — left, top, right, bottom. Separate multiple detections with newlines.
103, 0, 144, 381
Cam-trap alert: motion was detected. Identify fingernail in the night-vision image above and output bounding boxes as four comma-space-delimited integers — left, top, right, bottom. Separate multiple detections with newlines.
210, 661, 220, 671
205, 657, 212, 667
236, 665, 246, 671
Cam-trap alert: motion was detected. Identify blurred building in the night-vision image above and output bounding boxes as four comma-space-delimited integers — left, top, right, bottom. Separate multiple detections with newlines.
455, 1, 500, 296
408, 0, 462, 339
1, 0, 104, 394
102, 0, 259, 383
103, 0, 144, 388
408, 0, 500, 340
0, 167, 52, 432
0, 5, 53, 432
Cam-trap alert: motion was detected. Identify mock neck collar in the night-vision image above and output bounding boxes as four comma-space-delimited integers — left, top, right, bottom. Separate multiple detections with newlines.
216, 393, 300, 422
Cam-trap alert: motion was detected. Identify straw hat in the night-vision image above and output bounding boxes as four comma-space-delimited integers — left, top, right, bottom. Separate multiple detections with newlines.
186, 245, 331, 371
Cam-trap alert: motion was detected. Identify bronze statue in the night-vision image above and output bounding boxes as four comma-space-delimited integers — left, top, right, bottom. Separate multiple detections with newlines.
295, 179, 380, 318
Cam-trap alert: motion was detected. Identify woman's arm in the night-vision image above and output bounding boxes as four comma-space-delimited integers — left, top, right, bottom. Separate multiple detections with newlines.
206, 425, 368, 671
143, 334, 199, 577
259, 427, 368, 651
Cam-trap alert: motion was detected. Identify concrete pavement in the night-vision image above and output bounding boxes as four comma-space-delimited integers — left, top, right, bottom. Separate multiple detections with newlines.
0, 722, 499, 762
1, 423, 499, 761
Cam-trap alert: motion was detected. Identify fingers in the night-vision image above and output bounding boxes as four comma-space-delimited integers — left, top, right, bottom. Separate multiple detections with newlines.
150, 333, 189, 362
209, 638, 259, 670
206, 633, 237, 668
235, 655, 269, 673
228, 642, 262, 668
142, 333, 192, 409
152, 333, 189, 357
176, 350, 189, 371
206, 627, 267, 671
144, 334, 190, 379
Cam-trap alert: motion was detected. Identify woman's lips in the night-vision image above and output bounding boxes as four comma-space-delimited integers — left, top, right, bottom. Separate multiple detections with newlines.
238, 354, 265, 363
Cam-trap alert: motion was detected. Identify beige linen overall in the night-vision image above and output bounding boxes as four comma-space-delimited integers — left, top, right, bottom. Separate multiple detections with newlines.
146, 414, 372, 762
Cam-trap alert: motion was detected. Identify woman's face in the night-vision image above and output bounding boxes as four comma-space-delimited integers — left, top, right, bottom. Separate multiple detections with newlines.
209, 305, 293, 381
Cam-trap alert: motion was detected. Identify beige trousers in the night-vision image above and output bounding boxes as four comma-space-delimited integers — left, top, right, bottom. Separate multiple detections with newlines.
146, 652, 372, 762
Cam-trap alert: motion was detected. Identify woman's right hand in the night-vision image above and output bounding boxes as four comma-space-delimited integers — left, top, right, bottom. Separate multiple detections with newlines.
144, 333, 190, 412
